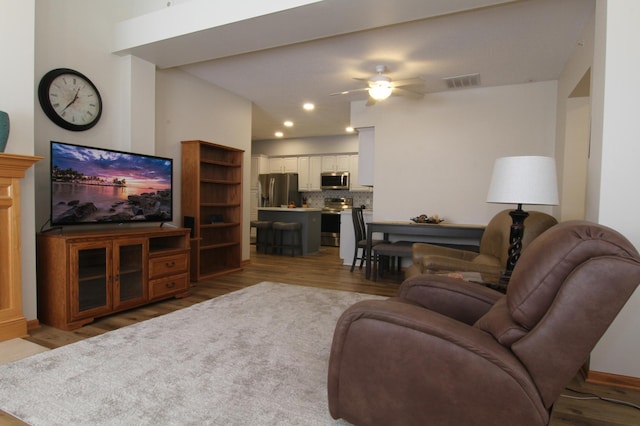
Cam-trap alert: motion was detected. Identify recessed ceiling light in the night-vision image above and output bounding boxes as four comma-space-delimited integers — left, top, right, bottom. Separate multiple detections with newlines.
303, 102, 315, 111
274, 131, 284, 138
284, 120, 293, 127
346, 127, 354, 133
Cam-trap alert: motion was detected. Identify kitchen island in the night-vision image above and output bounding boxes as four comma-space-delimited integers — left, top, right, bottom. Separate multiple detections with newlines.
257, 208, 322, 255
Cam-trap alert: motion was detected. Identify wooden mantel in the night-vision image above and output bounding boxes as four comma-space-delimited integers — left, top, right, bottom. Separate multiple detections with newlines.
0, 153, 42, 342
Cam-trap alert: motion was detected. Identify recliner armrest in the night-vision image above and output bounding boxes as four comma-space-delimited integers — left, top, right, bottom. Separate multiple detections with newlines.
397, 274, 503, 325
420, 254, 502, 275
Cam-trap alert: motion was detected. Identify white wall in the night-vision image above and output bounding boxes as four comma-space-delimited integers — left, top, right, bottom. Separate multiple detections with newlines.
351, 81, 557, 225
0, 0, 37, 321
155, 68, 252, 260
555, 11, 594, 222
34, 0, 135, 230
588, 0, 640, 379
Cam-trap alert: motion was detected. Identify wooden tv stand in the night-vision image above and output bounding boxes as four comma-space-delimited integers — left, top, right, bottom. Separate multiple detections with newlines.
37, 227, 191, 330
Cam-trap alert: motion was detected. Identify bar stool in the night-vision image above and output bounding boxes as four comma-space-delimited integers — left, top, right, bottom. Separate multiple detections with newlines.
250, 220, 273, 253
272, 221, 303, 256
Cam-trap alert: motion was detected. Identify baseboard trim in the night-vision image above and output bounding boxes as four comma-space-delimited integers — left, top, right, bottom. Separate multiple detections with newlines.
26, 319, 40, 332
587, 370, 640, 391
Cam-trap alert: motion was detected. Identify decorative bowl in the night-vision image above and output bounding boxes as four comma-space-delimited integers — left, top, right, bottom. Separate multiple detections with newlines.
410, 214, 443, 224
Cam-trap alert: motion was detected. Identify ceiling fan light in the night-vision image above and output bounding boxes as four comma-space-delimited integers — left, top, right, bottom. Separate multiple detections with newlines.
369, 81, 393, 100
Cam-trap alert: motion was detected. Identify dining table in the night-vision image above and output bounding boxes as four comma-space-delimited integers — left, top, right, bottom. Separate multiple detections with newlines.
365, 221, 486, 279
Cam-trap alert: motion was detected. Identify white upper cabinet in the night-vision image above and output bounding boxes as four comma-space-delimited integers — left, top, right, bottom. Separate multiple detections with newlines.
250, 155, 269, 189
321, 154, 350, 172
298, 156, 322, 191
269, 156, 298, 173
309, 156, 322, 191
349, 154, 371, 192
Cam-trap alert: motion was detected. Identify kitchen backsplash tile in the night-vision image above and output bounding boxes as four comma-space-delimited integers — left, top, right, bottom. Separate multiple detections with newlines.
301, 191, 373, 209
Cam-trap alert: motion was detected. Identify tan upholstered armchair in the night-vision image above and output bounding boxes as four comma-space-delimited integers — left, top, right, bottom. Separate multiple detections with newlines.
328, 221, 640, 425
405, 209, 557, 280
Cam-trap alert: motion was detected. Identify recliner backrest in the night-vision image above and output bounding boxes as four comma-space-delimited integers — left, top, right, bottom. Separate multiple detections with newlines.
476, 221, 640, 408
478, 210, 558, 267
478, 210, 512, 264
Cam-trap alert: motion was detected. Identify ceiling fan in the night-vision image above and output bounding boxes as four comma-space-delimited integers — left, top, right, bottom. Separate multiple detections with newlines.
331, 65, 424, 106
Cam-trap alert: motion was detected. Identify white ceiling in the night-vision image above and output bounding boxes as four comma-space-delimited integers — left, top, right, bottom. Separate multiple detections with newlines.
120, 0, 595, 141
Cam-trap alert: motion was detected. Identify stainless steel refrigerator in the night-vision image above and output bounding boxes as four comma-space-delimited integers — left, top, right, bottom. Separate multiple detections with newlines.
258, 173, 301, 207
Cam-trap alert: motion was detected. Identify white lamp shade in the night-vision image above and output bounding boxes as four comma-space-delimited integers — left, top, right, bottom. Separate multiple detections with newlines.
486, 156, 559, 205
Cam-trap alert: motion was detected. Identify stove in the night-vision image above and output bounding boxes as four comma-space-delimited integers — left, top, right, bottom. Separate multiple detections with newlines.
321, 198, 352, 246
322, 197, 353, 212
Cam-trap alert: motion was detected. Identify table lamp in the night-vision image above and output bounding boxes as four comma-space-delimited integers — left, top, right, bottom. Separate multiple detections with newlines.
486, 156, 559, 285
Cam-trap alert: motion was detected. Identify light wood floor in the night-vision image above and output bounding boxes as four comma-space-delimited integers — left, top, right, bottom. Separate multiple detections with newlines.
5, 246, 640, 425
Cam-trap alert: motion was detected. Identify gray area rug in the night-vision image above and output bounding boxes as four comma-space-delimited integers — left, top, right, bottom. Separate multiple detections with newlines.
0, 282, 383, 425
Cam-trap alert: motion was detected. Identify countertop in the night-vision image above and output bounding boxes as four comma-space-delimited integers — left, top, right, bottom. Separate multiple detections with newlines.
340, 208, 374, 214
257, 207, 322, 212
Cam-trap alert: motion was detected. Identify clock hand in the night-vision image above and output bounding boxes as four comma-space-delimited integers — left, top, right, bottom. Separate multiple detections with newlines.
60, 88, 81, 113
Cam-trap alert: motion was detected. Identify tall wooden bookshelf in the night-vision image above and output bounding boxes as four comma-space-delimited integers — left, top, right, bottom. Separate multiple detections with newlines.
181, 140, 244, 281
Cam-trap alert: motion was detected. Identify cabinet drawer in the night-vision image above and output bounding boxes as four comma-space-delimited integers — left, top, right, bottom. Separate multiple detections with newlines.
149, 273, 189, 300
149, 253, 188, 279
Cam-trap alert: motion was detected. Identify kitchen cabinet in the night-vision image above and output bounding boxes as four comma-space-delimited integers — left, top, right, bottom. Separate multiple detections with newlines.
250, 155, 269, 190
37, 228, 190, 330
349, 154, 372, 192
269, 156, 298, 173
321, 155, 350, 172
298, 156, 322, 191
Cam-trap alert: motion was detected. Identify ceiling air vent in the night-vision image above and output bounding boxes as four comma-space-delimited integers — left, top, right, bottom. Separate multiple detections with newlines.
443, 73, 480, 89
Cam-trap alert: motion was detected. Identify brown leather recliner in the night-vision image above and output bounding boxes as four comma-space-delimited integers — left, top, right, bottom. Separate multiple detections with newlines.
405, 209, 558, 279
328, 221, 640, 426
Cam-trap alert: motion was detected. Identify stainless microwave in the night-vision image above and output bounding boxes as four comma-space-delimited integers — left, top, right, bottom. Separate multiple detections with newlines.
321, 172, 350, 190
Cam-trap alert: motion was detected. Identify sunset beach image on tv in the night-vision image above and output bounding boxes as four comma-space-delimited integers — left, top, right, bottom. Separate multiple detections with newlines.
50, 141, 173, 226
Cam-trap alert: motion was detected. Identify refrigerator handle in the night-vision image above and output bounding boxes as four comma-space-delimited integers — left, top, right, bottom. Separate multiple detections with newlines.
269, 177, 275, 207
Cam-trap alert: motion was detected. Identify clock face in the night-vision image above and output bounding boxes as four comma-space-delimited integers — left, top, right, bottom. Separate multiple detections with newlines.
38, 68, 102, 131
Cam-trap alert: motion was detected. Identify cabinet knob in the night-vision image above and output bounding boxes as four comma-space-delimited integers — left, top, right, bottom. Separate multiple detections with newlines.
165, 261, 175, 268
165, 281, 176, 289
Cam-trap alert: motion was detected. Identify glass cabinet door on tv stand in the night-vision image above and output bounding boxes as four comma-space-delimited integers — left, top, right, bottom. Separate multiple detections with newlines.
113, 238, 147, 310
69, 238, 147, 324
69, 241, 113, 322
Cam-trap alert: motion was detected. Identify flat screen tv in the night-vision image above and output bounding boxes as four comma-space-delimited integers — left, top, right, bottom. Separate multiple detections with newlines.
50, 141, 173, 226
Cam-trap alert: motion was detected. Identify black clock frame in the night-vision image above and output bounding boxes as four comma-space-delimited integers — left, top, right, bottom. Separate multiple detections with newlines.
38, 68, 102, 131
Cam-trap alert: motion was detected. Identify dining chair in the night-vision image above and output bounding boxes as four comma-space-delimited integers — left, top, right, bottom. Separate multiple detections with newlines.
351, 207, 386, 272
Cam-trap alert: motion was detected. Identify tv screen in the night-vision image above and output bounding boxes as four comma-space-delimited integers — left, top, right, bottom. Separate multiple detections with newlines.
50, 141, 173, 226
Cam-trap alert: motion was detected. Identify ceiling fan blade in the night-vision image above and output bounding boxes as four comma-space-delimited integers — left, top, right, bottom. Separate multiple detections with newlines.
330, 87, 369, 96
365, 96, 377, 107
393, 87, 425, 99
392, 77, 424, 87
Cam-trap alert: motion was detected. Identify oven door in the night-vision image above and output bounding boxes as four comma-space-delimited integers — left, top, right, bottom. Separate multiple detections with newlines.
321, 212, 342, 246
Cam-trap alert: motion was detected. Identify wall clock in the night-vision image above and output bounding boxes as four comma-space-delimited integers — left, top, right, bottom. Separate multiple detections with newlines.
38, 68, 102, 131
